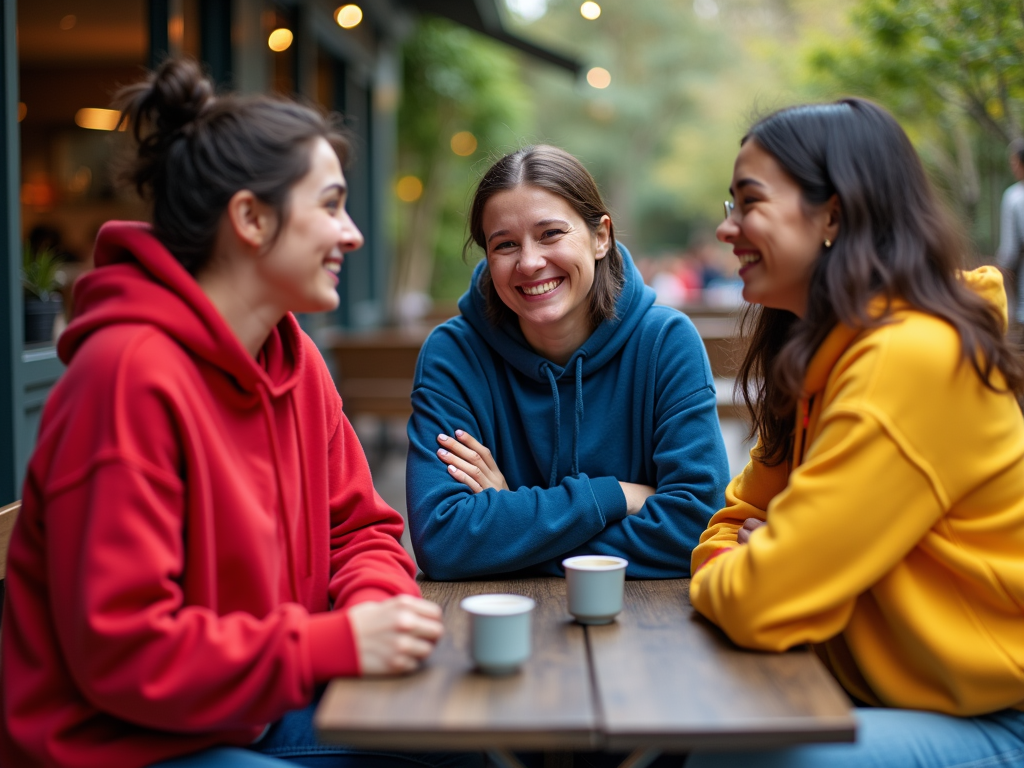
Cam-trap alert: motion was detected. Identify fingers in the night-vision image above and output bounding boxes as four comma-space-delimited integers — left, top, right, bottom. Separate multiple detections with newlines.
437, 433, 488, 492
440, 456, 484, 493
350, 597, 446, 676
737, 517, 764, 545
437, 432, 487, 467
453, 430, 499, 471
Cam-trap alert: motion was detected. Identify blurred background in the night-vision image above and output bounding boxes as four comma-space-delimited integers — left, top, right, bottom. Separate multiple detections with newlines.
4, 0, 1023, 506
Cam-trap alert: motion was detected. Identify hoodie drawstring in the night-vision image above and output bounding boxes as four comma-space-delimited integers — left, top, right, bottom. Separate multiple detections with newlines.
571, 356, 584, 478
542, 357, 586, 487
542, 363, 561, 488
257, 383, 301, 602
291, 394, 314, 578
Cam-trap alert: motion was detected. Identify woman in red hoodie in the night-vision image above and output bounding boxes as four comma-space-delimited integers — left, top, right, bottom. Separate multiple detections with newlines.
0, 59, 470, 768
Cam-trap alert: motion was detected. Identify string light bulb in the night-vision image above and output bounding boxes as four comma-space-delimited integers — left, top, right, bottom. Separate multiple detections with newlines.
335, 5, 363, 28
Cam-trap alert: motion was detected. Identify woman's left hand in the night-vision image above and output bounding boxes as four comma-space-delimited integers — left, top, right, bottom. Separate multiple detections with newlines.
437, 430, 509, 493
737, 517, 766, 545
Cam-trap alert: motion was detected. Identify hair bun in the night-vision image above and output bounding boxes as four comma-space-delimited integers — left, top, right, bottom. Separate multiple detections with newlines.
143, 57, 215, 137
115, 58, 216, 201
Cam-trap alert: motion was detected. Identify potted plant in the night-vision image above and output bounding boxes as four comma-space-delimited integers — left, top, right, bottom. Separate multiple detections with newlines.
21, 244, 65, 344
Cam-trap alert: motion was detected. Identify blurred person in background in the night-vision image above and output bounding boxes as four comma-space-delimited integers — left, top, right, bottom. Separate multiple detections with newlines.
997, 137, 1024, 327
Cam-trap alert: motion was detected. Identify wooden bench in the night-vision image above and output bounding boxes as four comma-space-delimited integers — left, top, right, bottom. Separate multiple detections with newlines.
322, 327, 428, 421
0, 500, 21, 629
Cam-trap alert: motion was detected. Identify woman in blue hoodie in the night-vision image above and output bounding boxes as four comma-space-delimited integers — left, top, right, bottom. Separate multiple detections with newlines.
406, 145, 730, 579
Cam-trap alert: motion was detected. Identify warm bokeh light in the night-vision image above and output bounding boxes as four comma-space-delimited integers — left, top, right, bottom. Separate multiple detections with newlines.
268, 28, 294, 52
74, 108, 121, 131
580, 2, 601, 20
450, 131, 478, 157
68, 166, 93, 194
59, 14, 77, 30
395, 175, 424, 203
17, 102, 26, 122
335, 5, 363, 29
587, 67, 611, 89
21, 179, 54, 208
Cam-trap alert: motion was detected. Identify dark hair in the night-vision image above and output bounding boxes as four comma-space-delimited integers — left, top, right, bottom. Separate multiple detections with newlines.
1010, 138, 1024, 165
737, 98, 1024, 466
465, 145, 623, 327
114, 57, 351, 275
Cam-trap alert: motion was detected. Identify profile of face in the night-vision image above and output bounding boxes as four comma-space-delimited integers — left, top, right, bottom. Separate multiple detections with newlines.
482, 184, 611, 343
256, 137, 364, 315
716, 140, 838, 317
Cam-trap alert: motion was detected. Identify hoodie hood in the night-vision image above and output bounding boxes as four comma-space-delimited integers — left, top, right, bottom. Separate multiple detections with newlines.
59, 221, 303, 396
457, 242, 655, 486
457, 242, 656, 381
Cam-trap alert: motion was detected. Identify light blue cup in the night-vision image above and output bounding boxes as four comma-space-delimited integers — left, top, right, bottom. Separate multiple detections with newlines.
460, 594, 535, 675
562, 555, 628, 625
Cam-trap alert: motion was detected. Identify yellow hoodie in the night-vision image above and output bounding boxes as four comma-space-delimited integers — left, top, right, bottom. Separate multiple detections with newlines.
690, 266, 1024, 716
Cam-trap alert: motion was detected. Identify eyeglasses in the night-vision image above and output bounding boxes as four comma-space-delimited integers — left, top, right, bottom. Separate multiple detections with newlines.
723, 200, 735, 220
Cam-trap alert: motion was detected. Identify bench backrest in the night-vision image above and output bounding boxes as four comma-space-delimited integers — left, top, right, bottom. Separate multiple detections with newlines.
0, 500, 20, 582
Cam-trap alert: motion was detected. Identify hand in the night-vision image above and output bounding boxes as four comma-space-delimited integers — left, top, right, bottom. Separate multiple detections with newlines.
437, 430, 509, 493
737, 517, 766, 545
347, 595, 444, 675
619, 482, 656, 515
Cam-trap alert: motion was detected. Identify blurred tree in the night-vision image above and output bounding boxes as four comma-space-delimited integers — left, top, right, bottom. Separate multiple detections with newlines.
394, 18, 533, 315
805, 0, 1024, 253
509, 0, 735, 254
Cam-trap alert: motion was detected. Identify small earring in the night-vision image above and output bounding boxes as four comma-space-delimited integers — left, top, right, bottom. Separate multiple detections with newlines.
824, 238, 832, 248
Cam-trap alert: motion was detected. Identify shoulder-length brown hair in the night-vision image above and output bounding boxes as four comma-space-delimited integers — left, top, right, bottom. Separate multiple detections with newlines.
738, 99, 1024, 466
464, 145, 624, 328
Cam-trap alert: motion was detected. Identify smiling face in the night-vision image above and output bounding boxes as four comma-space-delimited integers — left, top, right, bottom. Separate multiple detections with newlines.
258, 137, 364, 314
716, 139, 838, 317
482, 184, 611, 361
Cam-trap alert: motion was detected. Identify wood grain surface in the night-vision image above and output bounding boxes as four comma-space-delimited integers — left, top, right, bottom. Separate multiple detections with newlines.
589, 579, 856, 751
315, 577, 599, 750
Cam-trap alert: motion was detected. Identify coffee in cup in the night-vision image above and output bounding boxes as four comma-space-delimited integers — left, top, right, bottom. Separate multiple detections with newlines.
460, 593, 535, 675
561, 555, 628, 625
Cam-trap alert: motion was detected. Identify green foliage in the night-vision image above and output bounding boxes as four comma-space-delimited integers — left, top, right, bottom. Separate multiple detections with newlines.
20, 245, 62, 302
394, 17, 534, 306
512, 0, 737, 254
810, 0, 1024, 140
803, 0, 1024, 256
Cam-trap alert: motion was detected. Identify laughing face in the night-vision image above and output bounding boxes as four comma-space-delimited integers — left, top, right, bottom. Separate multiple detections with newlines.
716, 139, 838, 318
258, 137, 364, 315
482, 184, 611, 362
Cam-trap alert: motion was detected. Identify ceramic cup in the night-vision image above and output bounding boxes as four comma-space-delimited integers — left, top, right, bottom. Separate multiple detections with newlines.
562, 555, 628, 625
460, 593, 535, 675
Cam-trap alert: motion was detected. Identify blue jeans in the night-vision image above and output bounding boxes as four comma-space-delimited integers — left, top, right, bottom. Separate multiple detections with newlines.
151, 691, 485, 768
683, 706, 1024, 768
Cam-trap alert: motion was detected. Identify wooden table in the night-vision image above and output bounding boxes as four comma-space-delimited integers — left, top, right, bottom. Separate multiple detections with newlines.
315, 579, 855, 763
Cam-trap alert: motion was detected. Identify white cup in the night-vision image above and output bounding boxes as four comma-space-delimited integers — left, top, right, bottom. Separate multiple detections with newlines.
562, 555, 628, 625
460, 593, 535, 675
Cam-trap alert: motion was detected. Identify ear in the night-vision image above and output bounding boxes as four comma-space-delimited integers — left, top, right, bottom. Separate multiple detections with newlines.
823, 194, 841, 244
593, 214, 612, 260
225, 189, 276, 249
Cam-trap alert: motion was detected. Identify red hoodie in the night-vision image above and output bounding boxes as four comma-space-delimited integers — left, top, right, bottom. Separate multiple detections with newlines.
0, 222, 420, 767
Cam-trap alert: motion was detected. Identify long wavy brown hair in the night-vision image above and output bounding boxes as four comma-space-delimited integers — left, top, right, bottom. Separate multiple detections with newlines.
737, 99, 1024, 466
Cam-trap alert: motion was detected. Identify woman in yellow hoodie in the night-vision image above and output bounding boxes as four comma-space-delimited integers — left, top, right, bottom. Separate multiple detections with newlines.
686, 99, 1024, 767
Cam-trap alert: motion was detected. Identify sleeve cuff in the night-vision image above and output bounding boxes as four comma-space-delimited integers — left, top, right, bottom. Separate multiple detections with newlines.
336, 587, 401, 610
590, 475, 629, 524
308, 612, 361, 680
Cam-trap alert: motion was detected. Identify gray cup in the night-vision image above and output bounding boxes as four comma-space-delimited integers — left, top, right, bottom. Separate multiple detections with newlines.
460, 593, 535, 675
562, 555, 628, 625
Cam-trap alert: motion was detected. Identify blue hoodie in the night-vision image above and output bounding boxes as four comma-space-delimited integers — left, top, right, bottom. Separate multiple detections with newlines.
406, 245, 730, 579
